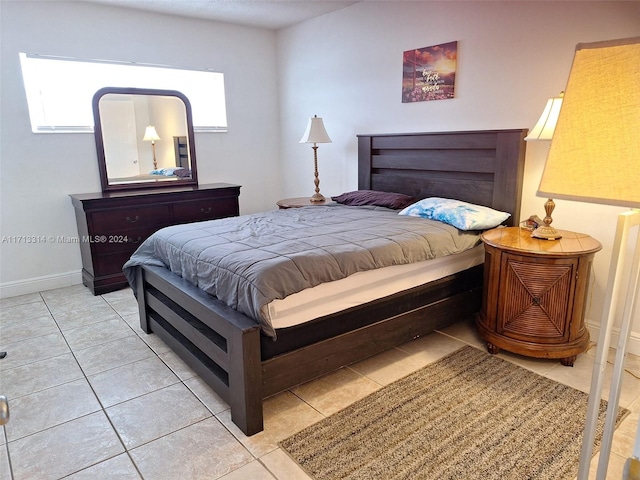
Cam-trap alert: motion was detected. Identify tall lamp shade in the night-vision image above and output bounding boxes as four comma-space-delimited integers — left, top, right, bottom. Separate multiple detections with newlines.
542, 37, 640, 480
143, 125, 161, 169
300, 115, 332, 202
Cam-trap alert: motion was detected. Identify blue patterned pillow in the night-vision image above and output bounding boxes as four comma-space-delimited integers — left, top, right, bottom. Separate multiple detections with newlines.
398, 197, 510, 230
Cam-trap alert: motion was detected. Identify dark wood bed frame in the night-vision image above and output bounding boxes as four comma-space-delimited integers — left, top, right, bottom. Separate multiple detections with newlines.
133, 129, 527, 436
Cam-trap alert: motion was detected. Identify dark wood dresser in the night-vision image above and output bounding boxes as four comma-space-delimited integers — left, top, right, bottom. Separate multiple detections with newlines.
70, 183, 241, 295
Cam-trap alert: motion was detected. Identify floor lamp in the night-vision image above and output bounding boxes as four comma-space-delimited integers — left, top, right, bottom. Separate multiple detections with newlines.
533, 37, 640, 479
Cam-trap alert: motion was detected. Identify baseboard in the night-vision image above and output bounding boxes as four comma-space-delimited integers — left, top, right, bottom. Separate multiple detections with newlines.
587, 318, 640, 358
0, 270, 84, 299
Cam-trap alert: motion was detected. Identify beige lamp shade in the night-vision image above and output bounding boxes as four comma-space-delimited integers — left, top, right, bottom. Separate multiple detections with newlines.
537, 37, 640, 209
524, 93, 563, 141
143, 125, 161, 142
300, 115, 332, 144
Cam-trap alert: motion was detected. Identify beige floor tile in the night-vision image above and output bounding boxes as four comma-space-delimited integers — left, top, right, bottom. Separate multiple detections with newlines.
184, 376, 230, 414
437, 316, 486, 348
0, 332, 70, 370
137, 330, 173, 355
39, 284, 92, 301
543, 351, 597, 395
8, 411, 124, 480
74, 334, 156, 376
121, 312, 145, 333
89, 356, 180, 408
130, 417, 253, 480
4, 378, 101, 442
53, 302, 122, 331
65, 453, 141, 479
62, 317, 135, 351
349, 346, 428, 385
1, 352, 84, 400
0, 300, 50, 324
0, 292, 42, 309
106, 383, 212, 449
611, 408, 639, 460
43, 292, 108, 315
219, 460, 276, 479
395, 330, 467, 361
159, 349, 198, 380
101, 287, 135, 303
0, 313, 59, 344
105, 295, 140, 317
259, 448, 313, 480
291, 367, 381, 416
0, 444, 9, 480
218, 391, 325, 458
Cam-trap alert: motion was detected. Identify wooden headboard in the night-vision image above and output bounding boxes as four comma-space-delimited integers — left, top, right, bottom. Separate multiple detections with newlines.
357, 129, 527, 226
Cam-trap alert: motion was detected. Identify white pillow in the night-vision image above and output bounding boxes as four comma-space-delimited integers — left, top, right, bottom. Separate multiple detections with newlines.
398, 197, 510, 230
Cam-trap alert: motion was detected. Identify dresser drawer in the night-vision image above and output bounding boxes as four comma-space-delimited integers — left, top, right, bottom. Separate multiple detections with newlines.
90, 226, 156, 255
94, 250, 140, 276
90, 205, 171, 232
172, 197, 239, 224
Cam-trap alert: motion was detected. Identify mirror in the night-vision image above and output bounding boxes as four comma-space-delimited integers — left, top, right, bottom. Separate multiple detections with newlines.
93, 87, 198, 191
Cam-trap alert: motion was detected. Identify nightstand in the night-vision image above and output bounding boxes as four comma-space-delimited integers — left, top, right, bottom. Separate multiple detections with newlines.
476, 227, 602, 366
276, 197, 336, 209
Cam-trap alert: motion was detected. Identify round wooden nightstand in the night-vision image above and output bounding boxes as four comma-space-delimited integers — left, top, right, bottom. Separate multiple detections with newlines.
476, 226, 602, 366
276, 197, 336, 209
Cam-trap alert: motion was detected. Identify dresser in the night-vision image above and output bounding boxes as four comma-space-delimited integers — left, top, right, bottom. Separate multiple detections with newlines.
70, 183, 241, 295
476, 227, 601, 366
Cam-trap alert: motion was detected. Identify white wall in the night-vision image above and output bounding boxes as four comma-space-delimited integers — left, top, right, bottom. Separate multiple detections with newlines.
0, 1, 282, 295
2, 0, 640, 353
276, 1, 640, 349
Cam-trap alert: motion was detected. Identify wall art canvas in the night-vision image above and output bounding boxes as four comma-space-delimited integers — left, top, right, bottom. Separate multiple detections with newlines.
402, 41, 457, 103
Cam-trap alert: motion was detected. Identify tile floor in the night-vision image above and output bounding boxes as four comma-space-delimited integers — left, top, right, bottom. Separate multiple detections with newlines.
1, 284, 640, 479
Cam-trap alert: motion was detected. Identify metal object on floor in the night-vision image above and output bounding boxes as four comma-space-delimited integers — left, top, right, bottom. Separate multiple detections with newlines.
0, 395, 9, 426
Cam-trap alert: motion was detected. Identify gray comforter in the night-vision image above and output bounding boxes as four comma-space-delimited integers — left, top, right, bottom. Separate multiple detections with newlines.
123, 204, 481, 338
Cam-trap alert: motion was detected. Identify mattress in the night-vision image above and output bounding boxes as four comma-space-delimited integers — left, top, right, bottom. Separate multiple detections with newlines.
264, 244, 485, 330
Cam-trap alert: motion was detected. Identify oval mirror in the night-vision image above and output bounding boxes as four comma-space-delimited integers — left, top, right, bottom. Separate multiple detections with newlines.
93, 87, 198, 191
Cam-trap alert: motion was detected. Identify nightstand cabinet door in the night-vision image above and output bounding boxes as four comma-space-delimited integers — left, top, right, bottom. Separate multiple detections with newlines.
497, 253, 578, 343
71, 183, 240, 295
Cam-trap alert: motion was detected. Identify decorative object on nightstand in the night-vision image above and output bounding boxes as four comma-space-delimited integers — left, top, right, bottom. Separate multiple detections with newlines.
300, 115, 331, 202
476, 226, 601, 367
532, 37, 640, 480
525, 92, 564, 240
143, 125, 161, 169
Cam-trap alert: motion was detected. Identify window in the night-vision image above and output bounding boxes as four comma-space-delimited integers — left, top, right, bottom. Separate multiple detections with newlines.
19, 53, 227, 133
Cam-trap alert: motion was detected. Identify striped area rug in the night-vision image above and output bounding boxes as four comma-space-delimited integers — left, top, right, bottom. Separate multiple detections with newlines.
280, 345, 629, 480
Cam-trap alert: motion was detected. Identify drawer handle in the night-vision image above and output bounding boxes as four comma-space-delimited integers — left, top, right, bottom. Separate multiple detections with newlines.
200, 207, 212, 214
126, 215, 140, 223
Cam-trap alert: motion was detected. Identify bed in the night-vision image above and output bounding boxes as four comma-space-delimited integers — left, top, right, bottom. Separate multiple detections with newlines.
126, 129, 527, 436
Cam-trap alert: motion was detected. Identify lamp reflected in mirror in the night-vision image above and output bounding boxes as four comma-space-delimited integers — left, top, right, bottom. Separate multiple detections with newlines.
143, 125, 161, 169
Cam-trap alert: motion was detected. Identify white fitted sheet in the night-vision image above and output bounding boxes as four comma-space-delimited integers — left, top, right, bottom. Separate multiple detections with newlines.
263, 245, 485, 330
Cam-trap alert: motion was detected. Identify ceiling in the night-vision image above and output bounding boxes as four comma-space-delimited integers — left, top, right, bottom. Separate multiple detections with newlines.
81, 0, 360, 29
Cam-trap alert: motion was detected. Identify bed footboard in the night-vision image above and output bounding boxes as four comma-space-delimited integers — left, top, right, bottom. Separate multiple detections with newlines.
135, 265, 264, 435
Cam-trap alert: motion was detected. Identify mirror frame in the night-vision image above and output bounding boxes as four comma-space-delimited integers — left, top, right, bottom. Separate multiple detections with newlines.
93, 87, 198, 192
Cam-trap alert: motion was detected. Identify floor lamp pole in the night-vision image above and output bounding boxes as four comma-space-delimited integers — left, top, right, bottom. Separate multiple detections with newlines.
578, 210, 640, 479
